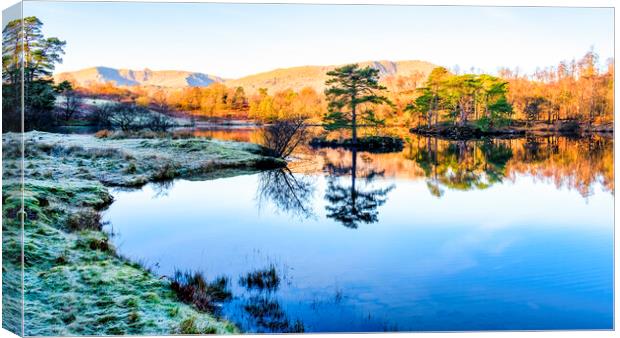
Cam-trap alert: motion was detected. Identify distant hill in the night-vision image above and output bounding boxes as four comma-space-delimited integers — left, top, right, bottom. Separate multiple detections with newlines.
55, 60, 437, 92
224, 60, 438, 94
55, 67, 224, 88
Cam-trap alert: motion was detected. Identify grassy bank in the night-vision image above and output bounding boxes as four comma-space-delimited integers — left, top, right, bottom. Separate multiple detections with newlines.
2, 131, 285, 335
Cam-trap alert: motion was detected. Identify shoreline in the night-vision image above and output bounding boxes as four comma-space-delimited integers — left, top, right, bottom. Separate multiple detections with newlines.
409, 121, 613, 141
2, 131, 285, 335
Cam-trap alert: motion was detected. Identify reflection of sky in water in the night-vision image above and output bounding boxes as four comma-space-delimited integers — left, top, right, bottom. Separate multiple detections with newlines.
104, 167, 613, 332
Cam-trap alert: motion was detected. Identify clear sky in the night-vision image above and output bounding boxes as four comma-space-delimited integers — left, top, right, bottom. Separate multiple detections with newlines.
22, 2, 614, 79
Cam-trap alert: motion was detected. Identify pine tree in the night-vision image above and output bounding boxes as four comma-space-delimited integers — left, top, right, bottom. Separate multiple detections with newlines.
323, 64, 392, 144
2, 16, 66, 131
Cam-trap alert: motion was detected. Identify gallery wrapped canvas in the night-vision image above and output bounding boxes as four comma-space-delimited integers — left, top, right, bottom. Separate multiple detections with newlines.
1, 1, 614, 336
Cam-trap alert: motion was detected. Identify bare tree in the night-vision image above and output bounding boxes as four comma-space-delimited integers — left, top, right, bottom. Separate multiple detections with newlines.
60, 90, 82, 121
256, 168, 316, 220
92, 103, 115, 128
55, 80, 82, 121
146, 113, 175, 132
261, 116, 310, 158
108, 102, 151, 131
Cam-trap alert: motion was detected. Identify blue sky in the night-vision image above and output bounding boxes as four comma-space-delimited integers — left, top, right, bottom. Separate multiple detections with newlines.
23, 2, 614, 78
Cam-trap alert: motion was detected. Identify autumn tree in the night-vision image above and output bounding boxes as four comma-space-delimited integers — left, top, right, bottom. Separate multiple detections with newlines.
501, 50, 613, 126
407, 68, 511, 129
249, 87, 323, 123
230, 86, 248, 111
407, 67, 450, 128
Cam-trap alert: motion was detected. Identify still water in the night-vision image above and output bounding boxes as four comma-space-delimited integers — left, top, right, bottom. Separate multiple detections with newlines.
104, 128, 613, 332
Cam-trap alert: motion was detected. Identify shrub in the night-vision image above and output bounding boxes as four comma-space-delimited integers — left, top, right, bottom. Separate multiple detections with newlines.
151, 162, 179, 181
124, 162, 137, 174
66, 209, 103, 232
94, 129, 113, 138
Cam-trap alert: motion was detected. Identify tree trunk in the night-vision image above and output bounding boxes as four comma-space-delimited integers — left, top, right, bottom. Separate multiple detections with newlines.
427, 109, 432, 128
351, 97, 357, 145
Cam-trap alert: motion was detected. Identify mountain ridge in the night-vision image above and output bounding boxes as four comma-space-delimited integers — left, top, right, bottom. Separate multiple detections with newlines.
55, 66, 224, 88
55, 60, 438, 93
224, 60, 437, 93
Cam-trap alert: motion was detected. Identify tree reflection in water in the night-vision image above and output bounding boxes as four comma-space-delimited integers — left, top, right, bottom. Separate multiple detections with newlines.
256, 167, 316, 220
407, 137, 513, 196
324, 148, 395, 229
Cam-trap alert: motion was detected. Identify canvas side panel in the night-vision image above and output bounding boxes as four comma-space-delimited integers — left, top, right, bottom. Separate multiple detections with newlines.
2, 1, 25, 337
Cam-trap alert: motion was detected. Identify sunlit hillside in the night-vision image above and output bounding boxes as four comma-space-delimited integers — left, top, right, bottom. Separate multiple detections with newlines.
225, 60, 437, 94
56, 60, 437, 93
55, 67, 224, 88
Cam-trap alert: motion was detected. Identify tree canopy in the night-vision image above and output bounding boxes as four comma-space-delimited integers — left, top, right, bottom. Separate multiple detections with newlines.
323, 64, 393, 143
408, 68, 513, 129
2, 16, 66, 131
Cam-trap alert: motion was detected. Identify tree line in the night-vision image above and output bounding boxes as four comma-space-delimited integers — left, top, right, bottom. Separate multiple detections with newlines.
406, 68, 512, 130
501, 50, 613, 126
3, 16, 613, 134
74, 50, 612, 131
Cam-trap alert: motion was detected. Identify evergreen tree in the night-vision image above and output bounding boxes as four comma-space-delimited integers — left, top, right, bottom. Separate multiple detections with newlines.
2, 16, 66, 131
323, 64, 392, 144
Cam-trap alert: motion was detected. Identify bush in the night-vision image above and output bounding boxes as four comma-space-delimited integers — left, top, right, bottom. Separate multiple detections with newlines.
66, 209, 103, 232
151, 162, 179, 181
94, 129, 113, 138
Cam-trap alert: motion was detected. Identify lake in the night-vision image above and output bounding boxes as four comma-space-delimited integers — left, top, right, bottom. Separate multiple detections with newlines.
103, 128, 614, 332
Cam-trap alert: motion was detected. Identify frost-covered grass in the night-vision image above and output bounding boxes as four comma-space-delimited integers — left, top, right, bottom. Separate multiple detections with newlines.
13, 131, 284, 187
2, 132, 285, 335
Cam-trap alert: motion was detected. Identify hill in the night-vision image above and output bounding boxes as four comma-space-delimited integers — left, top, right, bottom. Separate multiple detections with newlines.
55, 60, 438, 92
224, 60, 437, 94
55, 67, 224, 88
